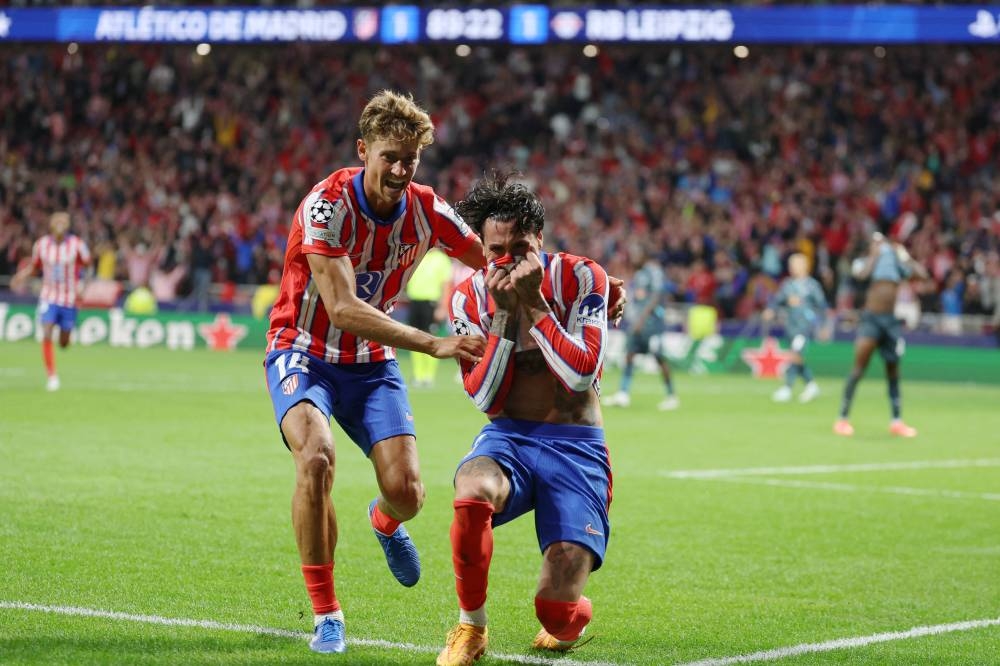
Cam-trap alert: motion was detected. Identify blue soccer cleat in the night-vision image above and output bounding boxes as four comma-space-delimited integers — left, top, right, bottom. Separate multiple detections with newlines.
368, 498, 421, 587
309, 617, 347, 654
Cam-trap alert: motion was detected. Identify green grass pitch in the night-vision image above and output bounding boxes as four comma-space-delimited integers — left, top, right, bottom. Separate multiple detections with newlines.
1, 341, 998, 665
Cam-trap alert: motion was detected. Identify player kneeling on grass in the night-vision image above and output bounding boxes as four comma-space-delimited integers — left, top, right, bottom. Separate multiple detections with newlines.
437, 174, 613, 665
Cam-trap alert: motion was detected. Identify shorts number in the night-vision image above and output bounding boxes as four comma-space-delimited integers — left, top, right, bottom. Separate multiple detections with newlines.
275, 352, 309, 380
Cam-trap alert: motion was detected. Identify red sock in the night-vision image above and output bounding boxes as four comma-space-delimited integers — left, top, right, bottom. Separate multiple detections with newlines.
450, 498, 494, 611
42, 339, 55, 377
535, 596, 592, 641
370, 501, 401, 536
301, 562, 340, 614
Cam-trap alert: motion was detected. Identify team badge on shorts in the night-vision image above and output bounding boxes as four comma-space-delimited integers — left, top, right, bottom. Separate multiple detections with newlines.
281, 374, 299, 396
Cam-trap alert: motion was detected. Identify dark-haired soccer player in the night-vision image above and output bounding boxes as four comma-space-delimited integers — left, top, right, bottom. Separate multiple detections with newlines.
834, 231, 927, 437
12, 211, 91, 391
438, 174, 612, 665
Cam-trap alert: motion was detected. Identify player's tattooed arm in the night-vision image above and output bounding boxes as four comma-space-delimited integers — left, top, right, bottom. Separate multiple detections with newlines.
489, 310, 518, 342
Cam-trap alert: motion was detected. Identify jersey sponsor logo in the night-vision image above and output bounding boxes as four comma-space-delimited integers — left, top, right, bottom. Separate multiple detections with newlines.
355, 271, 384, 300
452, 317, 474, 336
576, 293, 607, 327
280, 374, 299, 395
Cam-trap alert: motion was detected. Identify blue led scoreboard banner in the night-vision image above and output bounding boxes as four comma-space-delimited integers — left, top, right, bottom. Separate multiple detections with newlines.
0, 5, 997, 44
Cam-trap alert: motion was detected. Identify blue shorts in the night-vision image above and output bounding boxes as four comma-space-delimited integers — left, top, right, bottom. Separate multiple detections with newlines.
264, 350, 416, 457
457, 418, 613, 570
39, 302, 77, 330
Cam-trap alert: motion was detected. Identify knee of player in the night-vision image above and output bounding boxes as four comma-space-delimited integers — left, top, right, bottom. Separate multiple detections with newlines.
295, 441, 335, 481
454, 470, 504, 507
383, 478, 424, 519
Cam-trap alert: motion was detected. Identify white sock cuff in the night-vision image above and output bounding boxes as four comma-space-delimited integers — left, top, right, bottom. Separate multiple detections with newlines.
459, 605, 487, 627
315, 610, 345, 626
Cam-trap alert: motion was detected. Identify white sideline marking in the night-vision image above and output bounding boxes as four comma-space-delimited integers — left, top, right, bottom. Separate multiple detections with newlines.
664, 458, 1000, 480
674, 615, 1000, 666
709, 476, 1000, 502
0, 601, 626, 666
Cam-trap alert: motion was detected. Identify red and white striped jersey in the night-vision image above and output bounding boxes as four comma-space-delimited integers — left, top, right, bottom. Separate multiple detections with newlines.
449, 251, 609, 414
267, 167, 479, 364
32, 234, 91, 307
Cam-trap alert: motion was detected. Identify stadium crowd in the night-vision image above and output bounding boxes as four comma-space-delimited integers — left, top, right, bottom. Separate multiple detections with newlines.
0, 42, 997, 324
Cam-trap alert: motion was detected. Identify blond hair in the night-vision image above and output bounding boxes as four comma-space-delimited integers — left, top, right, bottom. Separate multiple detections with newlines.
358, 90, 434, 148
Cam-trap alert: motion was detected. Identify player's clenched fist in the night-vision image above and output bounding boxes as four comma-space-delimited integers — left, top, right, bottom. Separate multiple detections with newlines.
429, 335, 486, 363
508, 251, 544, 303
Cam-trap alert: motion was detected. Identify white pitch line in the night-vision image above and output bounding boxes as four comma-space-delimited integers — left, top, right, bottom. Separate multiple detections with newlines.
707, 476, 1000, 502
664, 458, 1000, 480
673, 615, 1000, 666
0, 601, 627, 666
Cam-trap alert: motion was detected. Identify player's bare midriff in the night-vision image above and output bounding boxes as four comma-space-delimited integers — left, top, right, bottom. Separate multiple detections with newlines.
864, 280, 898, 314
492, 349, 603, 426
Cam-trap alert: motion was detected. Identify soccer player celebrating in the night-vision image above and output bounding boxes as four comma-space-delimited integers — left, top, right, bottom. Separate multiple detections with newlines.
263, 91, 489, 654
762, 253, 830, 403
603, 244, 678, 410
437, 174, 613, 665
11, 211, 91, 391
834, 231, 927, 437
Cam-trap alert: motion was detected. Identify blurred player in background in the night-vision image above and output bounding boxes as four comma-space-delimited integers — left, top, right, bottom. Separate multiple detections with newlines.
762, 253, 830, 403
263, 90, 487, 654
835, 231, 928, 437
11, 211, 91, 391
405, 246, 453, 388
603, 245, 678, 410
438, 174, 612, 665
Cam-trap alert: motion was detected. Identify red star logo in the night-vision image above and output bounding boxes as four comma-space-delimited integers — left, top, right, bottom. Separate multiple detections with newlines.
741, 336, 796, 379
197, 313, 248, 351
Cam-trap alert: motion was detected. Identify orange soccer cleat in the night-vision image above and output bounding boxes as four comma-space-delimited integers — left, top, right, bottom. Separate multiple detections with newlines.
437, 623, 488, 666
889, 420, 918, 438
531, 626, 589, 652
833, 419, 854, 437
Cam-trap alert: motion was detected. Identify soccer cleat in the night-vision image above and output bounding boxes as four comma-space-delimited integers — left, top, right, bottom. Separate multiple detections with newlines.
889, 420, 918, 438
798, 381, 820, 403
436, 623, 488, 666
46, 375, 60, 392
309, 617, 347, 654
771, 386, 792, 403
657, 395, 680, 411
602, 391, 630, 408
833, 419, 854, 437
531, 625, 586, 652
368, 499, 421, 587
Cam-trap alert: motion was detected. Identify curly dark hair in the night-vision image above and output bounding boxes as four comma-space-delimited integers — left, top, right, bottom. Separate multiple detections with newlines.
454, 172, 545, 238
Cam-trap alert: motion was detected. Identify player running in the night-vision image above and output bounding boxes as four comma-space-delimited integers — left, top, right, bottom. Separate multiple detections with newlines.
264, 91, 487, 654
835, 231, 927, 437
11, 211, 91, 391
762, 253, 830, 403
437, 174, 613, 665
602, 245, 678, 410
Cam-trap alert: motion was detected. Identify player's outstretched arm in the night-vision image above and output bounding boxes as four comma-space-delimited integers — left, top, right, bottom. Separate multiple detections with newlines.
307, 253, 484, 363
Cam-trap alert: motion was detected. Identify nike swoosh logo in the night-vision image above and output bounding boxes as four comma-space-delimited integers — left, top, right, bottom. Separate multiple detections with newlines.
585, 523, 603, 536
